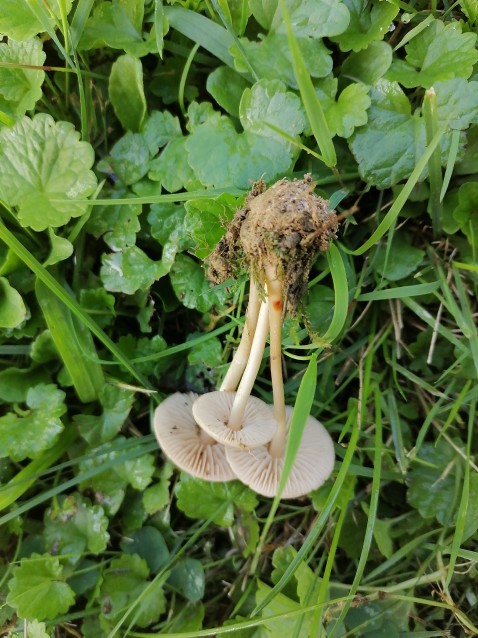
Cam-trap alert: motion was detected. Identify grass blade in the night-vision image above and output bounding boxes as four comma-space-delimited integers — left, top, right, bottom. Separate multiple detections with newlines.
423, 88, 443, 236
322, 243, 349, 343
154, 0, 165, 59
70, 0, 95, 48
277, 0, 336, 167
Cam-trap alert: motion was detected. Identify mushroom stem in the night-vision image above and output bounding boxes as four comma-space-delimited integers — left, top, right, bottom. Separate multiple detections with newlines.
220, 281, 261, 392
265, 268, 287, 459
227, 298, 270, 430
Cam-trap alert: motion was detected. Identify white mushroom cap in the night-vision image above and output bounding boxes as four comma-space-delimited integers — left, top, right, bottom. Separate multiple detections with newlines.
153, 392, 236, 482
192, 391, 277, 449
225, 406, 335, 498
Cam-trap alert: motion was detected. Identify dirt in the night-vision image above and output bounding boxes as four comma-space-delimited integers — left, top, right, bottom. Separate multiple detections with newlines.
207, 174, 338, 313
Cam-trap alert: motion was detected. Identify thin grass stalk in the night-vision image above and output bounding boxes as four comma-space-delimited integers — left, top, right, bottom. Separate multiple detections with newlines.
423, 88, 443, 236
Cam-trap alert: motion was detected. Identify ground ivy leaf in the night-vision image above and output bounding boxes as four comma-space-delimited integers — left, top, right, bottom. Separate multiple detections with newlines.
0, 38, 45, 121
79, 288, 116, 329
330, 0, 399, 52
168, 559, 205, 603
7, 553, 75, 620
0, 114, 97, 231
407, 439, 457, 525
341, 41, 393, 84
143, 462, 174, 515
0, 367, 50, 402
0, 384, 65, 461
239, 79, 306, 147
435, 79, 478, 130
120, 526, 170, 573
256, 580, 310, 637
109, 54, 146, 132
79, 0, 156, 57
149, 136, 201, 193
99, 554, 166, 628
0, 277, 26, 328
170, 254, 228, 313
452, 181, 478, 250
75, 384, 135, 445
101, 246, 167, 294
325, 83, 370, 138
87, 187, 141, 250
231, 33, 332, 89
183, 195, 237, 259
142, 110, 182, 156
372, 233, 425, 281
117, 334, 168, 378
279, 0, 350, 38
44, 229, 74, 267
0, 0, 73, 40
175, 473, 258, 527
387, 20, 478, 89
206, 67, 250, 118
349, 79, 423, 188
109, 132, 150, 185
31, 330, 58, 364
44, 493, 110, 559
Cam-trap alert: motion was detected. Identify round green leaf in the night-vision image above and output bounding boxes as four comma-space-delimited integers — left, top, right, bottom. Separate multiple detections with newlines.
0, 276, 26, 328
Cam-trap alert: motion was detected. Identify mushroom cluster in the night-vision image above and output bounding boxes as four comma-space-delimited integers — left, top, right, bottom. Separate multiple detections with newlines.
154, 175, 339, 498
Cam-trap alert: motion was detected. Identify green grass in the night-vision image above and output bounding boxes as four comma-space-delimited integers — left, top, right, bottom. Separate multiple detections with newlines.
0, 1, 477, 637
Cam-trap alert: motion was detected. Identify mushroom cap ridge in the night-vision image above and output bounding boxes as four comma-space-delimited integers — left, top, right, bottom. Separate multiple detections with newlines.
192, 391, 277, 449
225, 406, 335, 498
153, 392, 236, 482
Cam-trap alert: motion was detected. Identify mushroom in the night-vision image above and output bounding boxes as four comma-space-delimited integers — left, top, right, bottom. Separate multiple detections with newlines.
153, 392, 236, 481
192, 298, 277, 448
226, 406, 335, 498
205, 174, 338, 497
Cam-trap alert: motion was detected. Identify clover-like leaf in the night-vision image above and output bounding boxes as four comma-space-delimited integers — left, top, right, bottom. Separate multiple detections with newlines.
239, 79, 306, 146
7, 554, 75, 620
330, 0, 399, 52
101, 246, 167, 294
0, 277, 26, 328
175, 473, 258, 527
388, 20, 478, 89
44, 493, 110, 559
0, 0, 73, 40
0, 38, 45, 122
75, 384, 135, 445
0, 114, 97, 231
170, 254, 229, 313
0, 384, 66, 461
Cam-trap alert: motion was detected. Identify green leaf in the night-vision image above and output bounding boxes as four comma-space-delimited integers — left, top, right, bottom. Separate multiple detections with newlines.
142, 110, 182, 155
434, 79, 478, 130
44, 229, 74, 267
206, 67, 250, 118
149, 136, 200, 193
341, 41, 393, 84
0, 384, 65, 461
0, 37, 45, 122
277, 0, 350, 38
387, 19, 478, 89
169, 254, 228, 313
451, 181, 478, 250
109, 54, 146, 132
407, 439, 457, 524
0, 366, 50, 402
143, 462, 174, 515
0, 114, 97, 231
44, 493, 110, 558
330, 0, 399, 52
101, 246, 167, 294
87, 187, 141, 250
120, 526, 170, 573
255, 580, 310, 637
79, 0, 156, 57
75, 385, 135, 445
168, 559, 205, 603
232, 33, 332, 89
36, 279, 105, 403
0, 277, 26, 328
175, 473, 258, 527
184, 194, 237, 259
239, 79, 306, 147
117, 334, 168, 377
372, 233, 425, 282
7, 553, 75, 620
109, 133, 150, 185
99, 554, 166, 628
324, 82, 370, 138
0, 0, 73, 40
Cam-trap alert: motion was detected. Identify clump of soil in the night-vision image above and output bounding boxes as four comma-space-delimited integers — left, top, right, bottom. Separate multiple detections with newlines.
208, 174, 338, 313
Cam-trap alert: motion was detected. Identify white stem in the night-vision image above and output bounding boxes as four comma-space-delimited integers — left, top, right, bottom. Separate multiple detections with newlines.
265, 267, 286, 458
228, 299, 270, 430
220, 281, 261, 392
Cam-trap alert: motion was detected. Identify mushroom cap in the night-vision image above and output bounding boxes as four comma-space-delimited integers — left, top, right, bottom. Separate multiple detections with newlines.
225, 406, 335, 498
153, 392, 236, 482
192, 391, 277, 449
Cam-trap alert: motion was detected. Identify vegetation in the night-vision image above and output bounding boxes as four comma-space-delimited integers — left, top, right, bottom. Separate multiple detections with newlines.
0, 0, 477, 636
